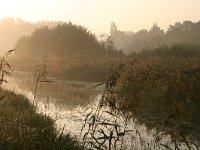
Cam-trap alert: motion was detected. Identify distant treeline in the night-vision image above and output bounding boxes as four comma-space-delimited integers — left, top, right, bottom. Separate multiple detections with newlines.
15, 23, 122, 59
12, 22, 124, 81
7, 19, 200, 82
111, 20, 200, 54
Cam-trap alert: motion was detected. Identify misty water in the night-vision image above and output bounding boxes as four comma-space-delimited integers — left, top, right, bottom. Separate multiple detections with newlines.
3, 71, 195, 149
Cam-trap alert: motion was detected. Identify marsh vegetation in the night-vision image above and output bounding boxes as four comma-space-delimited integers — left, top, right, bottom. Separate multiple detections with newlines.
0, 19, 200, 149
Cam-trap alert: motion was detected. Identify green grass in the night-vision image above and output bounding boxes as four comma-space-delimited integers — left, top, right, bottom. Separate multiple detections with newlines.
0, 88, 83, 150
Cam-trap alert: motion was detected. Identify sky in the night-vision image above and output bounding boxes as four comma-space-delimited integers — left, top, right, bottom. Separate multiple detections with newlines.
0, 0, 200, 33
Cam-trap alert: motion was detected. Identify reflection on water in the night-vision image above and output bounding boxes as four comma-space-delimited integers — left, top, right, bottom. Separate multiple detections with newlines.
3, 71, 105, 134
3, 71, 197, 149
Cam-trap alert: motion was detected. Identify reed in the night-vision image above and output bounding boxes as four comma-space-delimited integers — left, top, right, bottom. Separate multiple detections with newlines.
81, 44, 200, 149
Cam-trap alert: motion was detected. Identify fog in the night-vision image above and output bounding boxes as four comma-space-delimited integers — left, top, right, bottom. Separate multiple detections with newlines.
110, 21, 200, 54
0, 18, 59, 56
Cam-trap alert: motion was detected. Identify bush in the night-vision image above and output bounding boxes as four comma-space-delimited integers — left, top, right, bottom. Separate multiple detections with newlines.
103, 44, 200, 142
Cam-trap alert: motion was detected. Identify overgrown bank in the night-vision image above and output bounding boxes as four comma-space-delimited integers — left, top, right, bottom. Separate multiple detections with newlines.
0, 88, 83, 150
103, 44, 200, 143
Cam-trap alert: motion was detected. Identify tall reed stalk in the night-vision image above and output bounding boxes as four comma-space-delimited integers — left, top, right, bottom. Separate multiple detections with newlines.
0, 49, 15, 87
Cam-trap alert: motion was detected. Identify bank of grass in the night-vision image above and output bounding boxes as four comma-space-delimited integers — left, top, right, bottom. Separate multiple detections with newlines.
0, 88, 83, 150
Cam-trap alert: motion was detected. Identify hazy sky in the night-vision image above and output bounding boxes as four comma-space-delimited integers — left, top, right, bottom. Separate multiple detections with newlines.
0, 0, 200, 33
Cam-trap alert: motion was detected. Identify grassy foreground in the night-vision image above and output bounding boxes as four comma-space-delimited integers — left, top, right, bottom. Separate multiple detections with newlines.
0, 88, 83, 150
